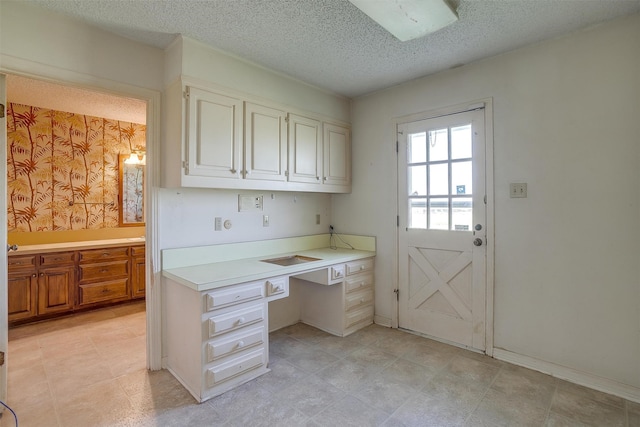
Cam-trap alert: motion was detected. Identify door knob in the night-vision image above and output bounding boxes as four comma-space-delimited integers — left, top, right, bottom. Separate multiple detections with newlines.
473, 238, 483, 246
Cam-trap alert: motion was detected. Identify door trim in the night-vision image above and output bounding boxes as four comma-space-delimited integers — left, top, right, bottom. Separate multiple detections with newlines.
0, 61, 163, 369
393, 98, 495, 355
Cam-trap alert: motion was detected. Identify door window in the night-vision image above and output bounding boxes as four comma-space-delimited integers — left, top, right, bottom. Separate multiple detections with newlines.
407, 124, 473, 231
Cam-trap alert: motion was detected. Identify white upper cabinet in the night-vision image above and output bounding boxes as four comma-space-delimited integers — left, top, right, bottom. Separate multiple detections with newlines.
185, 86, 243, 179
287, 114, 322, 185
245, 103, 287, 182
323, 123, 351, 187
163, 82, 351, 193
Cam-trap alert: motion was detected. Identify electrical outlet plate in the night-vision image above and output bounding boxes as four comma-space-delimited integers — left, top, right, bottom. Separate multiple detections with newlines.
238, 194, 263, 212
510, 183, 527, 198
214, 217, 222, 231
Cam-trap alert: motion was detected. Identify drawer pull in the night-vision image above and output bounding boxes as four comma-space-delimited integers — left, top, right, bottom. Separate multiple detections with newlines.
237, 317, 245, 325
100, 269, 109, 273
360, 282, 365, 287
14, 262, 23, 265
237, 340, 245, 348
32, 274, 36, 278
360, 298, 365, 303
102, 253, 110, 257
102, 288, 109, 293
360, 265, 365, 270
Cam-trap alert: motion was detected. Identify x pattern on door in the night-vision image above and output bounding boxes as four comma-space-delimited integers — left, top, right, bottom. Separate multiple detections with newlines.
409, 246, 472, 323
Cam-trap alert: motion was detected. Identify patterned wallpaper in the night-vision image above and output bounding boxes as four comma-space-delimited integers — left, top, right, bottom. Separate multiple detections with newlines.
7, 103, 146, 232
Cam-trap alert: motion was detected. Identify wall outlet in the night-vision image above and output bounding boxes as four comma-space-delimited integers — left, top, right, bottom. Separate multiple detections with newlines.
214, 217, 222, 231
510, 183, 528, 198
263, 215, 269, 227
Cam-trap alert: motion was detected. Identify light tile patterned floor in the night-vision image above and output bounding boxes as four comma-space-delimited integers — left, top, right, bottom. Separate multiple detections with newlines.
4, 302, 639, 426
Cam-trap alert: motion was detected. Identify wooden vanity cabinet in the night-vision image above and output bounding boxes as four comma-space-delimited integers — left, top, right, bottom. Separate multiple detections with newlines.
131, 245, 146, 299
8, 255, 38, 322
8, 252, 75, 323
78, 247, 131, 307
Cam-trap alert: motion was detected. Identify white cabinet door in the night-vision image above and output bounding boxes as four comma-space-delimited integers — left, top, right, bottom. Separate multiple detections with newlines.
186, 87, 242, 179
287, 114, 322, 184
323, 123, 351, 187
245, 103, 287, 182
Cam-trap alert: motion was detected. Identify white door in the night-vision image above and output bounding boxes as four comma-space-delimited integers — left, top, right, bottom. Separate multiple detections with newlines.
398, 107, 487, 351
0, 73, 8, 402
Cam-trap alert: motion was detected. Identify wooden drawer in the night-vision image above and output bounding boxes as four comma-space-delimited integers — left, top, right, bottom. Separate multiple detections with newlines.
78, 278, 129, 305
79, 247, 129, 262
205, 349, 265, 388
131, 245, 145, 257
345, 288, 374, 312
345, 258, 374, 276
206, 304, 265, 338
8, 255, 36, 270
345, 273, 373, 294
345, 305, 374, 329
40, 251, 75, 266
79, 260, 129, 281
204, 283, 264, 312
205, 326, 264, 363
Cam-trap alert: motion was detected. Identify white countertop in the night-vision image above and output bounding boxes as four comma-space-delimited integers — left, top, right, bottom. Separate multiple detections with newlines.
9, 237, 146, 255
162, 247, 375, 292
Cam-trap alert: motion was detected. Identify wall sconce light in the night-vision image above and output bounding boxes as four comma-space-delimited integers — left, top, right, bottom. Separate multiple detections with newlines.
124, 147, 146, 165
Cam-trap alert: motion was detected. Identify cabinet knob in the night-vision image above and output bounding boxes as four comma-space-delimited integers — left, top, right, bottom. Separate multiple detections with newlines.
32, 274, 37, 278
237, 340, 245, 348
323, 177, 327, 181
39, 273, 44, 277
360, 265, 365, 270
237, 317, 245, 324
230, 169, 237, 174
316, 176, 320, 181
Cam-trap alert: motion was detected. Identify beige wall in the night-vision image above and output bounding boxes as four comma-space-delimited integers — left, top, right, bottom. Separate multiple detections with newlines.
339, 13, 640, 395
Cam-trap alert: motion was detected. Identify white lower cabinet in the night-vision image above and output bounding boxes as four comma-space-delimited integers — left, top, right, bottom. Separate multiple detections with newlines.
296, 257, 375, 336
165, 277, 287, 402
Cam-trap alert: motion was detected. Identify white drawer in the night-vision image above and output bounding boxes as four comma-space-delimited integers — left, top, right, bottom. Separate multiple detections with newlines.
345, 258, 374, 276
205, 282, 264, 312
265, 276, 289, 301
205, 326, 265, 362
345, 288, 374, 312
345, 305, 374, 329
205, 349, 265, 388
206, 304, 265, 338
331, 264, 345, 281
345, 273, 373, 294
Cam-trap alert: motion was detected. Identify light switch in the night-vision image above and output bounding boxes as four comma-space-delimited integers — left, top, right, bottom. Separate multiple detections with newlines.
510, 183, 527, 198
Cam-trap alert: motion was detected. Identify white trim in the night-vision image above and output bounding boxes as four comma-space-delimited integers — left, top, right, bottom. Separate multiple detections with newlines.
374, 314, 392, 328
0, 59, 162, 370
493, 348, 640, 403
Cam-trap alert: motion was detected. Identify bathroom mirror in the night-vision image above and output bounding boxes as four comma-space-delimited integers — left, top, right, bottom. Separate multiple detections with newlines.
119, 154, 145, 226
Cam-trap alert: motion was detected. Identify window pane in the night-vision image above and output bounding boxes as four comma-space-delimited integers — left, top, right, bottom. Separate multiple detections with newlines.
429, 198, 449, 230
451, 124, 472, 159
451, 161, 472, 195
429, 164, 448, 196
428, 128, 448, 161
408, 165, 426, 196
408, 132, 426, 163
409, 198, 427, 228
452, 198, 472, 231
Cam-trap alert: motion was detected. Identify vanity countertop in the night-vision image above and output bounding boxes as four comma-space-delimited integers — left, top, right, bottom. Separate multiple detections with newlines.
8, 237, 146, 255
162, 246, 375, 292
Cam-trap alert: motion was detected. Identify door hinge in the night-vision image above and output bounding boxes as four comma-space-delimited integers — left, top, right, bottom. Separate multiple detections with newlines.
182, 160, 188, 170
0, 351, 5, 366
0, 103, 5, 118
393, 289, 399, 301
484, 195, 487, 204
397, 216, 400, 227
396, 141, 399, 153
184, 88, 189, 99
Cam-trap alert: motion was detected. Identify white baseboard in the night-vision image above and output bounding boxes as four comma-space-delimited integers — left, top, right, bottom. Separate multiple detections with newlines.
492, 348, 640, 404
374, 314, 392, 327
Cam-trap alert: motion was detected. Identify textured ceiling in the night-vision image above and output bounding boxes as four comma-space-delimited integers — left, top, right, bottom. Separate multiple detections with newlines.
20, 0, 640, 97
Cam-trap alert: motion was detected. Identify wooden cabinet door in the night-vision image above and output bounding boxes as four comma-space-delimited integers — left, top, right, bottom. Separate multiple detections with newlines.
37, 266, 75, 315
132, 256, 146, 299
186, 86, 243, 179
323, 123, 351, 187
8, 271, 37, 322
244, 103, 287, 182
287, 114, 322, 184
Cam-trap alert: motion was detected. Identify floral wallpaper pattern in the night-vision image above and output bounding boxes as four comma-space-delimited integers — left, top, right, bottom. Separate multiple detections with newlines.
7, 103, 146, 232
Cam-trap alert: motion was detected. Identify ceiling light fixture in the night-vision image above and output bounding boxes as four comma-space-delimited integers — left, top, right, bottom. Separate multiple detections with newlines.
349, 0, 458, 42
